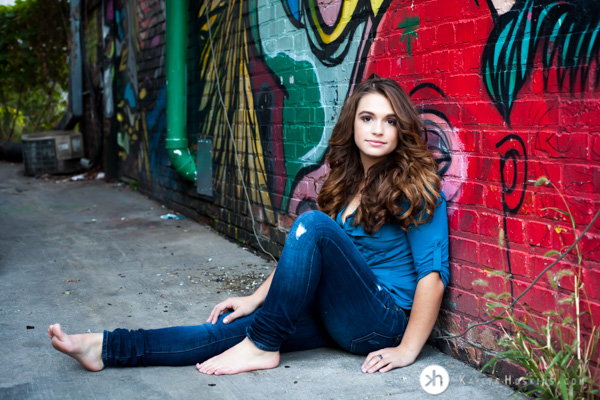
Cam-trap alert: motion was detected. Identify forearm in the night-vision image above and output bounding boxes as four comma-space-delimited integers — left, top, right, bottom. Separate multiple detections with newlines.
397, 272, 445, 357
207, 266, 277, 325
248, 267, 276, 306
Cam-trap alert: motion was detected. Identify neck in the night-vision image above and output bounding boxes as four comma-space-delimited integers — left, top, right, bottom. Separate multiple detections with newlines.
360, 159, 374, 175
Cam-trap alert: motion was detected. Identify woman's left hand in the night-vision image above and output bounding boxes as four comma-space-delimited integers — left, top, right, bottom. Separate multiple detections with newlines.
361, 346, 419, 374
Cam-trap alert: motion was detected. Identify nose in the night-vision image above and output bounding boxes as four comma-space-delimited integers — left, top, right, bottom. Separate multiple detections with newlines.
373, 121, 384, 135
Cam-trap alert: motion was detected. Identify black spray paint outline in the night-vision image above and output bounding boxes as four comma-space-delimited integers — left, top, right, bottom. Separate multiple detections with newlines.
496, 134, 528, 301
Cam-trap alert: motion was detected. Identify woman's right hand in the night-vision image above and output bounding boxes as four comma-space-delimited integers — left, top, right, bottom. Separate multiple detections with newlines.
206, 296, 261, 325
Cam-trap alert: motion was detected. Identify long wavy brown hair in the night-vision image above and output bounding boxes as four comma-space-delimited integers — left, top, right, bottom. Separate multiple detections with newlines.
317, 75, 441, 234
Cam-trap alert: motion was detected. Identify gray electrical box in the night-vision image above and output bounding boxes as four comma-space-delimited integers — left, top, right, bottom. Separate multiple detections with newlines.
196, 138, 213, 197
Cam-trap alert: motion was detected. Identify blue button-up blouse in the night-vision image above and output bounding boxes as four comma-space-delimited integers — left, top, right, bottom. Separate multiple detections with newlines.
335, 192, 450, 310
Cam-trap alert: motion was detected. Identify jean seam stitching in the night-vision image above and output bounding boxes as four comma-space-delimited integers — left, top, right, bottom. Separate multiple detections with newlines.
300, 245, 317, 307
350, 332, 403, 353
118, 334, 249, 358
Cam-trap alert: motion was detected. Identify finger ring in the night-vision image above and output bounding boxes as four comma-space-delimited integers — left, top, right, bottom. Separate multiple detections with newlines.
377, 354, 383, 360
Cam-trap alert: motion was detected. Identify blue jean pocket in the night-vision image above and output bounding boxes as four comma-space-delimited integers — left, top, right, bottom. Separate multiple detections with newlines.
349, 332, 403, 355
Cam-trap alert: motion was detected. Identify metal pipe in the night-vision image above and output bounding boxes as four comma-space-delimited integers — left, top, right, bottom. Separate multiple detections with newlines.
165, 0, 196, 182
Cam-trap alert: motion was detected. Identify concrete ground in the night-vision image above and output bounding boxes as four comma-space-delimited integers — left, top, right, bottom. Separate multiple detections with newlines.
0, 161, 525, 399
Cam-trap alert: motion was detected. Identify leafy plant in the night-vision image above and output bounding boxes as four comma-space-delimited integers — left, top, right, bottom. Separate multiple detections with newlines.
0, 0, 69, 141
479, 177, 600, 399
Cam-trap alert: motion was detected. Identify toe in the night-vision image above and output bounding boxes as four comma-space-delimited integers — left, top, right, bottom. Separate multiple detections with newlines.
53, 325, 68, 342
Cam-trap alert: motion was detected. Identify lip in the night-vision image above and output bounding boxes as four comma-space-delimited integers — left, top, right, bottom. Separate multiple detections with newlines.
366, 140, 386, 146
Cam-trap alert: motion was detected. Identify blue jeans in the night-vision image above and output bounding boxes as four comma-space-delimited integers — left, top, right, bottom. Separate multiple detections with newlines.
102, 211, 409, 367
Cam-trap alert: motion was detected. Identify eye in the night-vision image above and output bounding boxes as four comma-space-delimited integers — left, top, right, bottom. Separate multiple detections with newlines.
386, 119, 397, 126
361, 116, 372, 122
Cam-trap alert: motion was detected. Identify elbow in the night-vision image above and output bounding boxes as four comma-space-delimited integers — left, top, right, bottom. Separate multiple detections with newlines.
420, 271, 445, 293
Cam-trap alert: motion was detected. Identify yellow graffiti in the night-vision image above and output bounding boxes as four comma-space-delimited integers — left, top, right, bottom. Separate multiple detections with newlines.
308, 0, 384, 44
106, 40, 115, 58
309, 1, 359, 44
200, 14, 218, 29
199, 0, 275, 224
141, 114, 152, 184
120, 48, 128, 71
370, 0, 385, 16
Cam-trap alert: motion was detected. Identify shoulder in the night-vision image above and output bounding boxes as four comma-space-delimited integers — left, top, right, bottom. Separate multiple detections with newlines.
406, 189, 447, 229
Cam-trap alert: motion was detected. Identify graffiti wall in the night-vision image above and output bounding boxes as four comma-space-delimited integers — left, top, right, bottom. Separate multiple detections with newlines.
95, 0, 172, 194
80, 0, 600, 370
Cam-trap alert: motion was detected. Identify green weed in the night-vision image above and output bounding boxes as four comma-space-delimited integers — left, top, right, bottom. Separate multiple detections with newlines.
479, 177, 600, 399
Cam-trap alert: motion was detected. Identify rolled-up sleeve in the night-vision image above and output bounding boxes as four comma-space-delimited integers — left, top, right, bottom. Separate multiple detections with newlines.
405, 193, 450, 287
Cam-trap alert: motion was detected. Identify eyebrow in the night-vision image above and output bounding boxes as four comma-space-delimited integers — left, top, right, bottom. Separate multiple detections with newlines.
357, 110, 397, 118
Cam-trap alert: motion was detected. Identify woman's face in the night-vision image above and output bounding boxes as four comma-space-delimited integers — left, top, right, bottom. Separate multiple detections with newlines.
353, 92, 399, 171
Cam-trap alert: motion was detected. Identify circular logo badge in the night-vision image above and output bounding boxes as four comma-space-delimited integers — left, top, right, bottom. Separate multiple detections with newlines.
420, 364, 450, 395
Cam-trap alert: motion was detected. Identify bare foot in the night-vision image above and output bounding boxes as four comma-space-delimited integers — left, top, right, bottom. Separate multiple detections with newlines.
196, 337, 280, 375
48, 324, 104, 371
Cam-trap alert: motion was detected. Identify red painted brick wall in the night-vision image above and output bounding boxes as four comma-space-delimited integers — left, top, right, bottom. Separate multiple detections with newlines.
362, 0, 600, 367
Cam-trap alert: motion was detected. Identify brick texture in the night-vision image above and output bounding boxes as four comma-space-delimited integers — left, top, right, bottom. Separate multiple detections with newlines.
78, 0, 600, 375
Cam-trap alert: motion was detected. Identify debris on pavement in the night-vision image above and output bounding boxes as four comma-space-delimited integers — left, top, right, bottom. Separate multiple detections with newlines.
160, 213, 184, 220
70, 174, 86, 181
